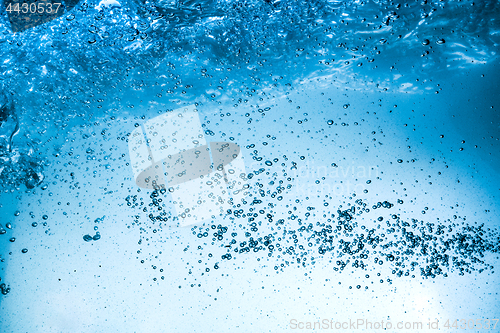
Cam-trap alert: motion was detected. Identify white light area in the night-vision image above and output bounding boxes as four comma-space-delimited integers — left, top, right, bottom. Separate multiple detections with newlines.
69, 68, 78, 74
355, 26, 392, 35
96, 0, 121, 10
203, 16, 225, 23
123, 40, 142, 52
41, 65, 48, 75
31, 290, 94, 333
398, 82, 419, 93
448, 42, 468, 49
403, 31, 414, 39
450, 52, 486, 64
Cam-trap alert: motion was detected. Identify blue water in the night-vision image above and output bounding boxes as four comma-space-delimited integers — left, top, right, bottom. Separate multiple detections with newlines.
1, 0, 499, 332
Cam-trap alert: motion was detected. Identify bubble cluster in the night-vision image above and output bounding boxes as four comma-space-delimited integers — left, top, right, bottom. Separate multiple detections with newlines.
0, 280, 10, 295
0, 93, 44, 190
126, 157, 500, 288
83, 217, 105, 242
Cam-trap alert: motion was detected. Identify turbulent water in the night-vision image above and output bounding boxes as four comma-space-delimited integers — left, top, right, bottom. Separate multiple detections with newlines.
0, 0, 499, 332
0, 0, 499, 185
